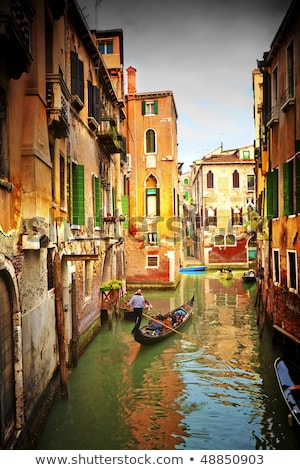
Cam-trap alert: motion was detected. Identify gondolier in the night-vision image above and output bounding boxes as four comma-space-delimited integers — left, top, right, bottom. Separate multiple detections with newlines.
128, 289, 145, 333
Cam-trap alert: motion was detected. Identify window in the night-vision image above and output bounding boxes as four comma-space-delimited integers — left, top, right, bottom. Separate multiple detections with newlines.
272, 249, 280, 284
142, 100, 158, 115
70, 51, 84, 103
72, 163, 85, 226
98, 39, 113, 54
205, 207, 217, 226
47, 248, 55, 290
287, 40, 294, 99
287, 250, 297, 292
88, 81, 100, 123
247, 174, 255, 191
270, 66, 278, 121
266, 169, 279, 218
232, 170, 239, 188
281, 40, 295, 108
92, 175, 102, 228
147, 232, 158, 245
60, 154, 65, 210
146, 174, 160, 217
214, 233, 236, 247
183, 178, 189, 185
243, 150, 250, 160
283, 157, 300, 216
232, 206, 242, 225
207, 170, 214, 188
145, 129, 156, 153
147, 255, 159, 268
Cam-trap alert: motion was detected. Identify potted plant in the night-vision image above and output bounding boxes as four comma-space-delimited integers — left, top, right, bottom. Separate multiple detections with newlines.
118, 214, 126, 222
103, 213, 116, 223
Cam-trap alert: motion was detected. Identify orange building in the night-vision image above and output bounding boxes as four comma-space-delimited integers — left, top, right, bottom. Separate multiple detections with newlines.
125, 67, 181, 288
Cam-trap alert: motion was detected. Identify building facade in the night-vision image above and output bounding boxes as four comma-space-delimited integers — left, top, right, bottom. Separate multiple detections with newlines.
255, 0, 300, 355
0, 0, 126, 449
124, 67, 181, 288
189, 145, 256, 268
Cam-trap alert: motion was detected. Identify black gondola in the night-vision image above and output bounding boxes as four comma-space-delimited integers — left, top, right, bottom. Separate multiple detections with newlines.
274, 357, 300, 426
133, 296, 194, 345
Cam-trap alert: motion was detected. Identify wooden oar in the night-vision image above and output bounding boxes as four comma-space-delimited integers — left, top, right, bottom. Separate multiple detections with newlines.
142, 311, 208, 349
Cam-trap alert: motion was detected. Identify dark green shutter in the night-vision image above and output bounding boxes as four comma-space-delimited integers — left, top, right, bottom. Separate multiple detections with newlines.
283, 161, 292, 215
72, 164, 85, 225
295, 156, 300, 213
273, 168, 278, 217
266, 171, 274, 218
93, 175, 101, 227
154, 100, 158, 114
142, 101, 146, 115
121, 195, 129, 229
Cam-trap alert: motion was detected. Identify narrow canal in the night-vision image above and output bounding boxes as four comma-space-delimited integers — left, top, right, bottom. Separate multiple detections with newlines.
36, 271, 300, 450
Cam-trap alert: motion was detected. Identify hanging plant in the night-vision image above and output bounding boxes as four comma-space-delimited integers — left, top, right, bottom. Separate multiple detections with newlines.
100, 279, 123, 291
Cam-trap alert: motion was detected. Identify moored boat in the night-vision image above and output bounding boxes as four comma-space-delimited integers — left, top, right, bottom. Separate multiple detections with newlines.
274, 357, 300, 426
133, 296, 194, 345
217, 268, 233, 280
242, 269, 256, 283
180, 265, 206, 273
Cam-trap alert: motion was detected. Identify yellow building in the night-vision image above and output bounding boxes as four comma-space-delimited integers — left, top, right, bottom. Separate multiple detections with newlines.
125, 67, 181, 288
189, 145, 256, 268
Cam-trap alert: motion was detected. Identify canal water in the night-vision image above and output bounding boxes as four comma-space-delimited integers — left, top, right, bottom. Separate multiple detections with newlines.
36, 271, 300, 450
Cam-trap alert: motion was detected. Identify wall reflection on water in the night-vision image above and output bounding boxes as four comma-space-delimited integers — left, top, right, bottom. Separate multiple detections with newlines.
36, 272, 300, 450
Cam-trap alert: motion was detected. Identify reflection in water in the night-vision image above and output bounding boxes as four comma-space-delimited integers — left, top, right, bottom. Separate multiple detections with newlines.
36, 272, 300, 450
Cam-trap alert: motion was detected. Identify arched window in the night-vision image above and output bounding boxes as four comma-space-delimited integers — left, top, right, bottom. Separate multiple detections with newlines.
232, 170, 240, 188
145, 174, 160, 216
145, 129, 156, 154
207, 170, 214, 188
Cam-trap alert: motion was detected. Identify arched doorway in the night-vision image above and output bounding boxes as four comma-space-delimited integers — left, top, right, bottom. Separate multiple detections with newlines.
0, 271, 15, 447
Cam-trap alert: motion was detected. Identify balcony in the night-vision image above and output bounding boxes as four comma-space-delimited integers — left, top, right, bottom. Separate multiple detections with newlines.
280, 87, 295, 112
266, 104, 279, 128
46, 74, 71, 138
97, 117, 123, 154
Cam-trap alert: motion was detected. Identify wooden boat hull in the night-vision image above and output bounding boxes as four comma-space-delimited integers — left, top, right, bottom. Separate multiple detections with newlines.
134, 296, 194, 345
180, 266, 206, 273
274, 357, 300, 426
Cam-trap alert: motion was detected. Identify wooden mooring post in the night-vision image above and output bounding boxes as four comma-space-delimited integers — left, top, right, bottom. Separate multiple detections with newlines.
54, 251, 69, 399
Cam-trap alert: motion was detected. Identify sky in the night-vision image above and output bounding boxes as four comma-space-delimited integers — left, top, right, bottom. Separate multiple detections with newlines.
78, 0, 292, 172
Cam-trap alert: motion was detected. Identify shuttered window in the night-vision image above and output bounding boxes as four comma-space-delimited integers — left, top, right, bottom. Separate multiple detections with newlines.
142, 100, 158, 115
72, 164, 85, 226
88, 81, 100, 123
70, 51, 84, 103
283, 161, 293, 215
92, 175, 101, 228
266, 169, 278, 218
296, 155, 300, 213
121, 195, 129, 229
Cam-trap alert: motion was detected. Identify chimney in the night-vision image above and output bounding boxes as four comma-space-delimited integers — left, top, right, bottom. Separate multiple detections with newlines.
127, 66, 137, 94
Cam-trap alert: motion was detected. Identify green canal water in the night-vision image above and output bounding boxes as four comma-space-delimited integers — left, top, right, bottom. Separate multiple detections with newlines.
36, 271, 300, 450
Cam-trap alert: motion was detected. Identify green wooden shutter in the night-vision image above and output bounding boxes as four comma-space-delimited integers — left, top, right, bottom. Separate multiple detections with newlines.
142, 101, 146, 115
154, 100, 158, 114
273, 168, 278, 217
266, 171, 274, 218
72, 164, 85, 226
283, 161, 292, 215
93, 175, 101, 227
121, 195, 129, 229
296, 156, 300, 213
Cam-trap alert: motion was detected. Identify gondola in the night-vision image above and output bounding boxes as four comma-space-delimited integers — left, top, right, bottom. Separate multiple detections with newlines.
274, 357, 300, 426
133, 296, 194, 345
242, 269, 256, 283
